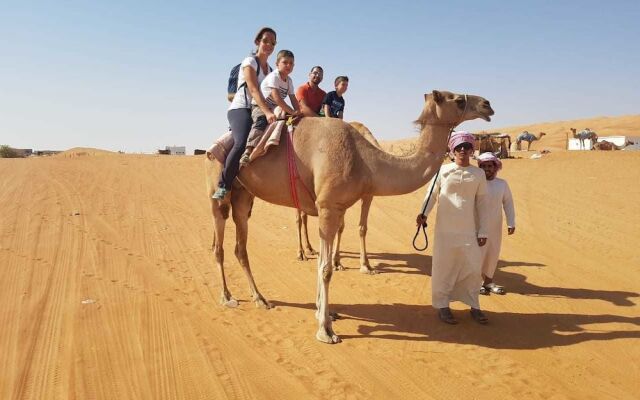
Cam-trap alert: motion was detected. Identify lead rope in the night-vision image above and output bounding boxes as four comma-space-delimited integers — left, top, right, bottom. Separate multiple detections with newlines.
412, 94, 468, 251
286, 117, 316, 210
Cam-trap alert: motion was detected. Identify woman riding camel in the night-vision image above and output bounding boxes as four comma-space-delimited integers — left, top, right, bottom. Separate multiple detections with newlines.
213, 27, 278, 200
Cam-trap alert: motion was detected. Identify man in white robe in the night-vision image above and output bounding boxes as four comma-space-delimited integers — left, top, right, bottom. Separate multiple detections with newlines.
417, 132, 490, 325
476, 152, 516, 295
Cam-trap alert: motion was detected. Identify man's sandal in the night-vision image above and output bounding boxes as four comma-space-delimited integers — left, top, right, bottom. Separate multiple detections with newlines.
438, 307, 458, 325
470, 308, 489, 324
484, 283, 506, 295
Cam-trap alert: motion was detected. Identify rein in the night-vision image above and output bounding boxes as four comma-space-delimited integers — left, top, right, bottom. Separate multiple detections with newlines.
412, 94, 468, 251
285, 118, 316, 210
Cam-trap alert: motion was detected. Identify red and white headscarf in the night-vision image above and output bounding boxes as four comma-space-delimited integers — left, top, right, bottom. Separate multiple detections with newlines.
477, 152, 502, 171
448, 131, 476, 153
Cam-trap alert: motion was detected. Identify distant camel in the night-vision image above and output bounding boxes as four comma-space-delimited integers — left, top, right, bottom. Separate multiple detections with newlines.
570, 128, 598, 150
476, 134, 494, 154
296, 121, 381, 274
516, 131, 546, 150
205, 90, 494, 343
592, 140, 634, 151
476, 133, 511, 159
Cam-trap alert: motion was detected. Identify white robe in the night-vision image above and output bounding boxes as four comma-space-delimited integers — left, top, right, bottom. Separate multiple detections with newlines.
478, 178, 515, 279
423, 163, 489, 309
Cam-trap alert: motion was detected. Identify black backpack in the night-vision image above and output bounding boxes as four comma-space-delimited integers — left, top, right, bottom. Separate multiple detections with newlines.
227, 56, 266, 101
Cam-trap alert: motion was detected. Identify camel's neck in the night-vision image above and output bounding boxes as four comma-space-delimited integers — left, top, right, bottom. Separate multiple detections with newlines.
368, 123, 451, 196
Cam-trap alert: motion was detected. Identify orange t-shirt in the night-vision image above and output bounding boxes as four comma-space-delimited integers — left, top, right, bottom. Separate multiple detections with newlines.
295, 83, 326, 114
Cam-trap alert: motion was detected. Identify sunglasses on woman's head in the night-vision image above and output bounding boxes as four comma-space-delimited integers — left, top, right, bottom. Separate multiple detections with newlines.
454, 143, 473, 152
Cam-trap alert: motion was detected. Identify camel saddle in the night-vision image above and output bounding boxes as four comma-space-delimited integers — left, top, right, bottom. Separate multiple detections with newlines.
207, 108, 294, 164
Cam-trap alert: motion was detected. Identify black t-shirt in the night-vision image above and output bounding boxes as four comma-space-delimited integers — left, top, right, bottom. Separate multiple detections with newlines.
322, 91, 345, 118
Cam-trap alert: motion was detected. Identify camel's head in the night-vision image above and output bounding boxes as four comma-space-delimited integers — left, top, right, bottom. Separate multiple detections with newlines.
417, 90, 494, 128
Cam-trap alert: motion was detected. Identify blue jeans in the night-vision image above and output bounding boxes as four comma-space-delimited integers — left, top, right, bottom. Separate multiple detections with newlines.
219, 108, 252, 189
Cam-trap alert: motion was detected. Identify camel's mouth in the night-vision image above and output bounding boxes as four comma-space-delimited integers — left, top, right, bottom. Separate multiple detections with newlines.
480, 105, 495, 122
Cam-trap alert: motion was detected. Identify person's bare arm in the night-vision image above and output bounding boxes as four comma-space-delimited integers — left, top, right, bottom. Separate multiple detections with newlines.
244, 65, 275, 123
271, 88, 295, 115
323, 104, 331, 118
289, 94, 301, 116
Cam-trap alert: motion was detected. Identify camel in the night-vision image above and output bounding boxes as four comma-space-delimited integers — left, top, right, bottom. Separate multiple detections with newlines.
296, 121, 381, 274
592, 139, 634, 151
476, 134, 493, 154
476, 133, 511, 159
204, 90, 494, 344
516, 131, 546, 151
570, 128, 598, 150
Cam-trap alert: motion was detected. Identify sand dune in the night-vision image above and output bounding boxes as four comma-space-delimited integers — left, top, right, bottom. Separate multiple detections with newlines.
386, 115, 640, 153
1, 116, 639, 399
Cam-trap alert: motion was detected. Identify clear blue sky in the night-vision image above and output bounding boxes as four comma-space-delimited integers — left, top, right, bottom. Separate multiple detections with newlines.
2, 0, 639, 153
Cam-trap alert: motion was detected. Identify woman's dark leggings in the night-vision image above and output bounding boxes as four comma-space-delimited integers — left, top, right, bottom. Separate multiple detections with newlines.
219, 108, 252, 189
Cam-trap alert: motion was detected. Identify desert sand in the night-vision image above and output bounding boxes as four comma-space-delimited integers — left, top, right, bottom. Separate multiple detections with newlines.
1, 117, 639, 400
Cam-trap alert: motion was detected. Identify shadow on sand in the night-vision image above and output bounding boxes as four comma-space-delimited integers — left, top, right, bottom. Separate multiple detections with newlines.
339, 250, 433, 275
276, 253, 640, 346
270, 300, 640, 349
495, 261, 639, 306
339, 252, 639, 307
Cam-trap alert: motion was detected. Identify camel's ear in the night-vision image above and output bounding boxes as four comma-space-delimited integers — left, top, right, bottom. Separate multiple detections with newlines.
432, 90, 444, 104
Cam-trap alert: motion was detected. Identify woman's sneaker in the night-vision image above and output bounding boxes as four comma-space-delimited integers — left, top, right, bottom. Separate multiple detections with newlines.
212, 187, 229, 200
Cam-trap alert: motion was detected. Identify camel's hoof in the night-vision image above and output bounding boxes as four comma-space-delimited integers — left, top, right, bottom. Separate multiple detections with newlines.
316, 329, 341, 344
221, 298, 239, 308
254, 295, 272, 309
333, 263, 346, 271
297, 251, 307, 261
306, 248, 318, 256
359, 266, 378, 275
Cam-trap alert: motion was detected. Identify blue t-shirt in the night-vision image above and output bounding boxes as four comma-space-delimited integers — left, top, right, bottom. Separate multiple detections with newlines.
322, 91, 345, 118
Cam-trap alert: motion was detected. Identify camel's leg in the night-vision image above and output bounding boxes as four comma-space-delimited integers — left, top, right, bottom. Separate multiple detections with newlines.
301, 212, 317, 256
211, 199, 238, 308
231, 187, 271, 309
332, 217, 346, 271
295, 210, 308, 261
315, 207, 343, 344
296, 211, 316, 261
358, 196, 377, 274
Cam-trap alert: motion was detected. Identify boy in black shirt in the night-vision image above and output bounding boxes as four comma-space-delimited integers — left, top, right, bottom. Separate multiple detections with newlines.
321, 76, 349, 119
